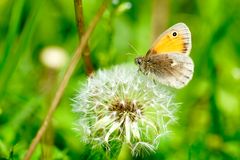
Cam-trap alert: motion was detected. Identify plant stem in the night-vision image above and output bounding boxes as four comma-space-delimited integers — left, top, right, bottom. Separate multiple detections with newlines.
117, 143, 132, 160
74, 0, 94, 75
23, 0, 111, 159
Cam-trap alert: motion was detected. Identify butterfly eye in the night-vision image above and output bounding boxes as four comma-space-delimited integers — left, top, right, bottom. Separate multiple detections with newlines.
172, 31, 178, 37
135, 58, 142, 65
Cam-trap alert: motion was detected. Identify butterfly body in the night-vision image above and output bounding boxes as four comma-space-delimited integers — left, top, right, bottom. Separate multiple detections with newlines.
135, 23, 194, 89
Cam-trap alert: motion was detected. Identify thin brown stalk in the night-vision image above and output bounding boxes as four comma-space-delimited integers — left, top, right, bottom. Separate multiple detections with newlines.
24, 0, 111, 159
74, 0, 94, 75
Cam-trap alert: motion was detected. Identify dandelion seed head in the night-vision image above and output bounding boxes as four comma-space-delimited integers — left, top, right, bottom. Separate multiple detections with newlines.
72, 64, 178, 156
40, 46, 68, 70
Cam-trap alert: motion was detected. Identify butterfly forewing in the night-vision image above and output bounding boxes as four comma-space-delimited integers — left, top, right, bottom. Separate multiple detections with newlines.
148, 23, 192, 56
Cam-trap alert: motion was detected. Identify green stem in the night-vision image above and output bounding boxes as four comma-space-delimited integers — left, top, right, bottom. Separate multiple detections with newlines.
117, 143, 132, 160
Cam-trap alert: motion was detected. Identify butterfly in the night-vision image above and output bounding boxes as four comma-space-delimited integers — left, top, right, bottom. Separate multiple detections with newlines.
135, 23, 194, 89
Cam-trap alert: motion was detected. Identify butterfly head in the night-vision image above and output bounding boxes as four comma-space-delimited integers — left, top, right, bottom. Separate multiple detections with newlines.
135, 57, 144, 66
135, 56, 150, 74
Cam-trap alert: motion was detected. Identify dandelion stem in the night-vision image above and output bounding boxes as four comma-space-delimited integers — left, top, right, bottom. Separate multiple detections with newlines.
117, 143, 132, 160
23, 0, 111, 159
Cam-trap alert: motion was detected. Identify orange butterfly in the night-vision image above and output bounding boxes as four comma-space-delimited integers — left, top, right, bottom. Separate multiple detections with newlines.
135, 23, 194, 89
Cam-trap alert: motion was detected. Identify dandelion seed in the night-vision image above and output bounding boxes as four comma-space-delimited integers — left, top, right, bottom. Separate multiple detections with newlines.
72, 64, 178, 156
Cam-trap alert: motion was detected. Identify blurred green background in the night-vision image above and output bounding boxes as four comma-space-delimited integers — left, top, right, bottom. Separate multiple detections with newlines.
0, 0, 240, 159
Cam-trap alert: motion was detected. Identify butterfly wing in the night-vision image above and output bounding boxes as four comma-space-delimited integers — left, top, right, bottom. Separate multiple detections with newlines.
147, 23, 192, 56
147, 53, 194, 88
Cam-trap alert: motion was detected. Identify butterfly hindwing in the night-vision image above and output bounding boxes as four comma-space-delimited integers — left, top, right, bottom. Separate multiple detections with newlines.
147, 53, 194, 88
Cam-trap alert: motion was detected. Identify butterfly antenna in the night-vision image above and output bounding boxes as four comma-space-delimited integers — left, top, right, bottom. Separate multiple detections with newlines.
128, 43, 140, 55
